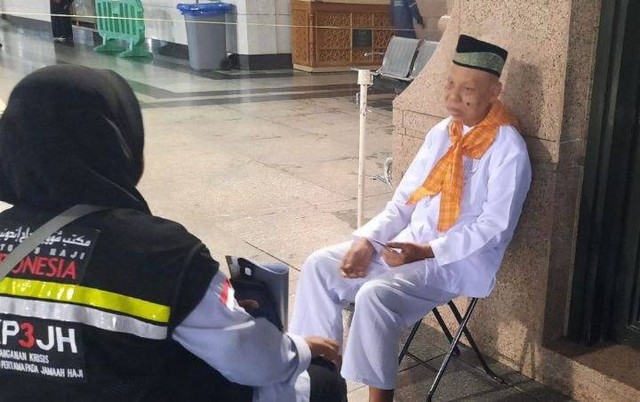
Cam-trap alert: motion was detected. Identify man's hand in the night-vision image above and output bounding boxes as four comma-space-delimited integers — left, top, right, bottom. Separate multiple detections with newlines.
340, 238, 375, 278
382, 242, 433, 267
305, 337, 340, 363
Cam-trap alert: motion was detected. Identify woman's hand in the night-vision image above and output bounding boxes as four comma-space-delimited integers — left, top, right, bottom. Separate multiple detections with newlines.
382, 242, 434, 267
305, 337, 341, 362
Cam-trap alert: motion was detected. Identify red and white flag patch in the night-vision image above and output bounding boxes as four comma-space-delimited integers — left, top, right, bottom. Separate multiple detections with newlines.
220, 278, 236, 310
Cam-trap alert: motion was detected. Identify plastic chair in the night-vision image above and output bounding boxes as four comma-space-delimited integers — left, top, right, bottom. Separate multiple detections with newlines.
94, 0, 152, 58
366, 36, 422, 81
408, 40, 438, 80
398, 298, 506, 402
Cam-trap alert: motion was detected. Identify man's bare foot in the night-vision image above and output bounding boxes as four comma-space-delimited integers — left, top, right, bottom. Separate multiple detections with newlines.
333, 354, 343, 372
369, 386, 394, 402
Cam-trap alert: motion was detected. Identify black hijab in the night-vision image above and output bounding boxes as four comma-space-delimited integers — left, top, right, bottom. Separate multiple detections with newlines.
0, 65, 150, 213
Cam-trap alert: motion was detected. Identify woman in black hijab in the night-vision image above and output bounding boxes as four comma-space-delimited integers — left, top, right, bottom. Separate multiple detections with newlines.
0, 65, 345, 402
0, 65, 147, 212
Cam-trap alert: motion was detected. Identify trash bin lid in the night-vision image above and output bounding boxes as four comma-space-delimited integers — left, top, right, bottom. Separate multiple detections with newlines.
177, 2, 234, 17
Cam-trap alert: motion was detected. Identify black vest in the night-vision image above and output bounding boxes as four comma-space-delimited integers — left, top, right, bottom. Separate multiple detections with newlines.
0, 207, 252, 401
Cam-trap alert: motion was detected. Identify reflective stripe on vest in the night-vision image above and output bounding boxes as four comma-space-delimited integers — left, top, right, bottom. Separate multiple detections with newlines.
0, 278, 170, 339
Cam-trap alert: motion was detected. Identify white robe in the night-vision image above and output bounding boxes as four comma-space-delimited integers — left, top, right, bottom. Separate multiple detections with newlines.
290, 117, 531, 389
173, 271, 311, 402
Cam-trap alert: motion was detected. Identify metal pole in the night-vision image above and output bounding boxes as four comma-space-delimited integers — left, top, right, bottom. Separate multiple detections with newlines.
357, 69, 372, 227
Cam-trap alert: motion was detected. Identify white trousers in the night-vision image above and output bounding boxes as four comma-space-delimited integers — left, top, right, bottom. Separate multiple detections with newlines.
289, 241, 457, 389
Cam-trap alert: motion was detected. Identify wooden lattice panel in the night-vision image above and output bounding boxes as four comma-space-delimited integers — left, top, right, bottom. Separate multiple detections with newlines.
317, 49, 351, 64
352, 49, 372, 64
373, 12, 394, 51
292, 9, 309, 65
316, 12, 350, 28
352, 12, 373, 28
291, 0, 393, 70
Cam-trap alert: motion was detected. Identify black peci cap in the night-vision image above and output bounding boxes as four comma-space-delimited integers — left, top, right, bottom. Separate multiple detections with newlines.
453, 34, 508, 77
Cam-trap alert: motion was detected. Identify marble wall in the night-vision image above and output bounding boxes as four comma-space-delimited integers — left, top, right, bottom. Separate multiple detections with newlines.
0, 0, 449, 55
0, 0, 49, 22
235, 0, 292, 55
391, 0, 639, 400
0, 0, 291, 56
139, 0, 293, 55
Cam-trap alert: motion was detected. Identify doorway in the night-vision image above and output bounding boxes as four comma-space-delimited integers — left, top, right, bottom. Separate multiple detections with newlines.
569, 0, 640, 347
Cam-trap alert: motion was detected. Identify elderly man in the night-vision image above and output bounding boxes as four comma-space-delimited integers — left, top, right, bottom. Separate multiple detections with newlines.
290, 34, 532, 402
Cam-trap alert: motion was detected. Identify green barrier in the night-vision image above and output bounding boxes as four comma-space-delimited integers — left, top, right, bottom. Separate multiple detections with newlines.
94, 0, 152, 58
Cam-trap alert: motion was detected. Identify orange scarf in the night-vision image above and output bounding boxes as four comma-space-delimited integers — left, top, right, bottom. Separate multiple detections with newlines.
406, 101, 517, 232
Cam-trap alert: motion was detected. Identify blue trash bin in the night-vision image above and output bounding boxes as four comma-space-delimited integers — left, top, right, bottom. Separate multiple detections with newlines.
177, 2, 234, 70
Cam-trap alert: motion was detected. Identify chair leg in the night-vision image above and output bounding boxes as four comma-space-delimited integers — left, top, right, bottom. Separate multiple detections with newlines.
431, 308, 460, 356
400, 300, 505, 401
448, 299, 505, 383
398, 303, 461, 368
427, 298, 479, 401
398, 320, 421, 364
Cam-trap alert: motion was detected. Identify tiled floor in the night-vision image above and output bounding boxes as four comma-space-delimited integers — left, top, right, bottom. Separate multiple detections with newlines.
0, 21, 571, 401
